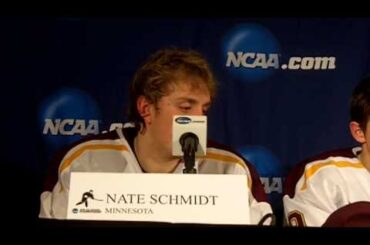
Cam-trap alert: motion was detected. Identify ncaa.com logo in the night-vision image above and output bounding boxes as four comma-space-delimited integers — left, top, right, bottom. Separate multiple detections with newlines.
226, 52, 336, 71
223, 24, 336, 82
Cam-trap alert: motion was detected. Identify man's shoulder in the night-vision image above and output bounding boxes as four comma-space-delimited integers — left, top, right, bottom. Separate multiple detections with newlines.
206, 140, 245, 160
43, 129, 131, 192
63, 130, 122, 153
303, 147, 364, 183
205, 140, 268, 202
291, 147, 359, 175
304, 147, 359, 164
51, 130, 126, 172
284, 146, 361, 197
299, 147, 361, 174
205, 140, 254, 171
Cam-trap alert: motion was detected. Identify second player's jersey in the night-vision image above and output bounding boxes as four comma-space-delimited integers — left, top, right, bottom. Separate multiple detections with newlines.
283, 147, 370, 226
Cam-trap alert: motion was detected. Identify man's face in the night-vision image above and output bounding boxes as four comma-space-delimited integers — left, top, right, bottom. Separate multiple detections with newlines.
147, 78, 211, 156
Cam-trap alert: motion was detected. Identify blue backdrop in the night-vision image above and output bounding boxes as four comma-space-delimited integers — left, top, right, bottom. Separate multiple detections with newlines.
2, 17, 369, 224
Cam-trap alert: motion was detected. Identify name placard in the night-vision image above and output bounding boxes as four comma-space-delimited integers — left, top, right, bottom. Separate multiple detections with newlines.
67, 173, 250, 224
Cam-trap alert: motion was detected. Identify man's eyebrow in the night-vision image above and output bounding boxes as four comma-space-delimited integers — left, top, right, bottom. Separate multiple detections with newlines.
174, 97, 211, 105
174, 97, 197, 103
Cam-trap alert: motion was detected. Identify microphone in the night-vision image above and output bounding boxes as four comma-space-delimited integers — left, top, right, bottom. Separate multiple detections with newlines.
179, 132, 199, 173
172, 115, 207, 174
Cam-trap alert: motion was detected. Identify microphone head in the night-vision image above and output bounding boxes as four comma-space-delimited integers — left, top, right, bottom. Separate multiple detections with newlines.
179, 132, 198, 144
172, 115, 207, 156
179, 132, 199, 152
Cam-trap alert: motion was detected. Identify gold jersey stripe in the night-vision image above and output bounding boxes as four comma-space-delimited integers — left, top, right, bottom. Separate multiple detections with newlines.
300, 160, 364, 191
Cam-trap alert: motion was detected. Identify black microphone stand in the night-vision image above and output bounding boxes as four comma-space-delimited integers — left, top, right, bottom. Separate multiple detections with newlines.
183, 146, 197, 174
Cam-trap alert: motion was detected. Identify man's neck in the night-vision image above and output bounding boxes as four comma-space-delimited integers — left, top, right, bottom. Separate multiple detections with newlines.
134, 133, 180, 173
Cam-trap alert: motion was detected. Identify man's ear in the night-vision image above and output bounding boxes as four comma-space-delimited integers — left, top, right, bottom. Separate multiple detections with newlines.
137, 95, 152, 124
349, 121, 366, 144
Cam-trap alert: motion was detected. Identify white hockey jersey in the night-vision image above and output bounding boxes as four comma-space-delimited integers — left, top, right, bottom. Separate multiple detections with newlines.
283, 147, 370, 226
39, 127, 273, 225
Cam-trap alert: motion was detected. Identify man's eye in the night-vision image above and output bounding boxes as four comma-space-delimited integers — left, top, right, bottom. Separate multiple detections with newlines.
180, 106, 191, 111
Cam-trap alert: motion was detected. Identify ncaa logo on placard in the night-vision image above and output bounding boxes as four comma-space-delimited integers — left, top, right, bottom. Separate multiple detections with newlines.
38, 88, 102, 153
222, 23, 281, 83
